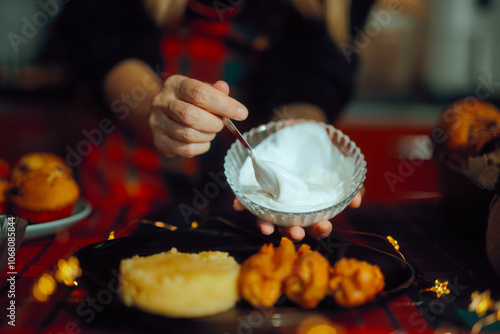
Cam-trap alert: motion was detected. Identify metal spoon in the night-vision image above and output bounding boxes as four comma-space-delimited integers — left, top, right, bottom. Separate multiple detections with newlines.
223, 117, 308, 200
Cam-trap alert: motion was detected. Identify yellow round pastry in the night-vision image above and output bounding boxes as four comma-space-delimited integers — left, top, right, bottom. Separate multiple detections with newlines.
9, 169, 80, 223
11, 152, 71, 182
119, 248, 240, 318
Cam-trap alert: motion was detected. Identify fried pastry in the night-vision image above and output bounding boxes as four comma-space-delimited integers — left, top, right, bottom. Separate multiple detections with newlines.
328, 258, 385, 307
283, 244, 330, 308
239, 237, 296, 309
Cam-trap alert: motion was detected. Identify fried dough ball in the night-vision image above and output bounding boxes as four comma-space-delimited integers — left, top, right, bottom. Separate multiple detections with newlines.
283, 244, 330, 308
239, 237, 296, 309
329, 258, 385, 307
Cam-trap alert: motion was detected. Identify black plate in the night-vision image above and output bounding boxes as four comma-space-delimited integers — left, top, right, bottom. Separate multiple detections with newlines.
74, 227, 415, 332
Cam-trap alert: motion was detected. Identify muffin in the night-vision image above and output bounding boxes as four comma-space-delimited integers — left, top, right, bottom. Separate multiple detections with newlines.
434, 99, 500, 167
9, 169, 80, 223
0, 178, 10, 214
11, 152, 71, 183
119, 248, 240, 318
432, 99, 500, 248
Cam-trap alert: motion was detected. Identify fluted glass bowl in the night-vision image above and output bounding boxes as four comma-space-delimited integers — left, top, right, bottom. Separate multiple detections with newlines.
224, 119, 367, 227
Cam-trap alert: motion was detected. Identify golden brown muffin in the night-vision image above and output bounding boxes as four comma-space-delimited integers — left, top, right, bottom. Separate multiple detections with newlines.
119, 248, 240, 318
9, 169, 80, 223
11, 152, 71, 182
0, 178, 10, 214
434, 99, 500, 163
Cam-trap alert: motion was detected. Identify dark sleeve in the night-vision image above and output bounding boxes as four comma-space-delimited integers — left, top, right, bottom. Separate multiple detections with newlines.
252, 0, 373, 123
40, 0, 162, 91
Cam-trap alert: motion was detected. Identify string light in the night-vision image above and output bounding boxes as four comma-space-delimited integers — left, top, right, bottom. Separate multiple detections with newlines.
420, 279, 450, 298
33, 256, 82, 302
55, 256, 82, 286
33, 274, 56, 302
469, 290, 495, 317
469, 290, 500, 333
386, 236, 399, 251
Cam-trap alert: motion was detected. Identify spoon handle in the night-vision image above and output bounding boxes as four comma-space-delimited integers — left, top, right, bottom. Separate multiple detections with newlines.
222, 117, 253, 152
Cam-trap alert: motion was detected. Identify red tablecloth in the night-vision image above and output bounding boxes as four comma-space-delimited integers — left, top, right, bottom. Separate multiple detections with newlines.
1, 198, 499, 334
1, 124, 499, 334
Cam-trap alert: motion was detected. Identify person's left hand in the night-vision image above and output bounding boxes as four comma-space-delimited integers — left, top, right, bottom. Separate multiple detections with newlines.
232, 189, 364, 242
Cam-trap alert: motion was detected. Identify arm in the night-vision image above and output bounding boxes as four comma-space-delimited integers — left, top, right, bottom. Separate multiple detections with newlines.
103, 59, 162, 143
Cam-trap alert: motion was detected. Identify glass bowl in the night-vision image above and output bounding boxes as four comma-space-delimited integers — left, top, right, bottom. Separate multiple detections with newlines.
224, 119, 367, 227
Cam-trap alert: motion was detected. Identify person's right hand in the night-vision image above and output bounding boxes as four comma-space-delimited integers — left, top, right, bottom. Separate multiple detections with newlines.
149, 75, 248, 158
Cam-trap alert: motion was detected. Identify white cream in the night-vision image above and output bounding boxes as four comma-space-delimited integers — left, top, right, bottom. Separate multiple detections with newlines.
250, 151, 310, 201
238, 122, 354, 212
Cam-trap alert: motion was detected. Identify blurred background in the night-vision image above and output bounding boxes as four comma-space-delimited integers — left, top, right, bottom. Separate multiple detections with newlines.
1, 0, 500, 203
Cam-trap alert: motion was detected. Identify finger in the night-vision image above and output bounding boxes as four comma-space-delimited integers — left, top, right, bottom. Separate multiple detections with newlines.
157, 116, 217, 144
152, 131, 211, 158
349, 187, 365, 209
212, 80, 230, 96
233, 198, 245, 211
278, 225, 305, 242
175, 78, 248, 120
157, 99, 225, 133
305, 220, 332, 239
257, 220, 275, 235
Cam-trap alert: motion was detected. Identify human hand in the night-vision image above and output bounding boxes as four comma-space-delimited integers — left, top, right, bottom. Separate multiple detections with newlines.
149, 75, 248, 157
233, 189, 364, 242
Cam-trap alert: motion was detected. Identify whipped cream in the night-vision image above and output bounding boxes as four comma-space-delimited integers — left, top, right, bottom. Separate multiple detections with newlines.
238, 122, 354, 212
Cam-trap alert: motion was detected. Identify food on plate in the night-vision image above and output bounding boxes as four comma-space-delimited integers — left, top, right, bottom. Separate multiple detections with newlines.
11, 152, 71, 182
117, 238, 387, 319
9, 168, 80, 223
239, 237, 296, 308
0, 178, 10, 214
328, 257, 385, 307
119, 248, 240, 318
283, 244, 330, 308
240, 238, 385, 309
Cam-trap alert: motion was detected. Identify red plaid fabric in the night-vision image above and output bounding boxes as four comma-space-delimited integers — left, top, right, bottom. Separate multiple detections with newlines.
80, 1, 251, 217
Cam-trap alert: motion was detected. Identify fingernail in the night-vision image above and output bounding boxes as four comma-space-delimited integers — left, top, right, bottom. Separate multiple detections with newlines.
236, 107, 247, 120
261, 224, 274, 235
291, 228, 305, 241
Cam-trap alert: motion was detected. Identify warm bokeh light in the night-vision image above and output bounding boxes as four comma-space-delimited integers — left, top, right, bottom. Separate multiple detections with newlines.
297, 315, 343, 334
306, 324, 337, 334
33, 273, 56, 302
55, 256, 82, 286
469, 290, 494, 317
108, 230, 116, 240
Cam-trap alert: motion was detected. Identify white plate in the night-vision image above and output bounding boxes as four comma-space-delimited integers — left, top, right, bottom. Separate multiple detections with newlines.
24, 199, 92, 240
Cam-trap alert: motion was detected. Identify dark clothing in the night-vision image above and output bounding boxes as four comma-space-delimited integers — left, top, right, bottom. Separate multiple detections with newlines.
39, 0, 372, 220
42, 0, 370, 126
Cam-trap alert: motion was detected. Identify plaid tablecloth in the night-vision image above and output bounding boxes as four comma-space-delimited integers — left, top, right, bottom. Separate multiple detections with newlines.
1, 197, 499, 334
